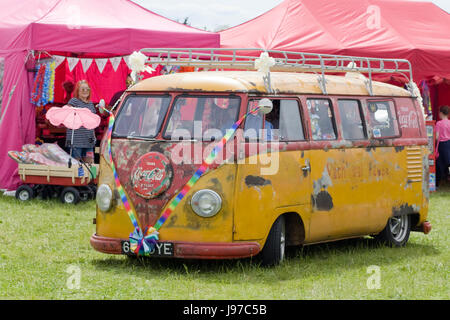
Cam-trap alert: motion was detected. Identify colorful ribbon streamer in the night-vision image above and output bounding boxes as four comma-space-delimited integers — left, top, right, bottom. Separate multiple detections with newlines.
103, 105, 260, 256
104, 111, 142, 246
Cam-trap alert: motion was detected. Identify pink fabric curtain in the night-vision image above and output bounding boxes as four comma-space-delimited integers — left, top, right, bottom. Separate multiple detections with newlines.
0, 51, 36, 190
54, 58, 131, 105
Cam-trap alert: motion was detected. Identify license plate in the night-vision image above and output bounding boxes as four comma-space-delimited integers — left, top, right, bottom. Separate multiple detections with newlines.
121, 240, 174, 256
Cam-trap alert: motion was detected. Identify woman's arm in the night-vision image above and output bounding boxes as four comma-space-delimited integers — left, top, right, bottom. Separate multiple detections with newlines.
435, 121, 441, 142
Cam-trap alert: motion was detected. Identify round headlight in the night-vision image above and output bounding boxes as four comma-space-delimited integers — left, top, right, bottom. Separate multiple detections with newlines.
96, 184, 113, 212
190, 189, 222, 218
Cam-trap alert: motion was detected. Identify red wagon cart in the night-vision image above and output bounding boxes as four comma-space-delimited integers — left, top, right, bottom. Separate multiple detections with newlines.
16, 163, 99, 204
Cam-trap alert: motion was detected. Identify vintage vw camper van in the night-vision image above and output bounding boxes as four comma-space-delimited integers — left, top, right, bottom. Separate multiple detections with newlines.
90, 49, 432, 265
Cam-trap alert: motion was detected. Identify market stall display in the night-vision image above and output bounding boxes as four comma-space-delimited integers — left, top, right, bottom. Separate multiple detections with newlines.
0, 0, 219, 191
8, 143, 97, 204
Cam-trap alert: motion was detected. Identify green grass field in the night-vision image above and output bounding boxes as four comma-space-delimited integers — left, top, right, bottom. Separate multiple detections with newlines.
0, 186, 448, 300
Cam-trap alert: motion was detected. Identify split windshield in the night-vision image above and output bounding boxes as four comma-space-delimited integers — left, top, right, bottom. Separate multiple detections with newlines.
163, 96, 241, 141
113, 95, 171, 138
113, 95, 241, 141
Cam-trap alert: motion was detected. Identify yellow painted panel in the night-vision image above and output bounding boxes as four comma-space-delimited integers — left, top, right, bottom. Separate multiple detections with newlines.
233, 150, 311, 241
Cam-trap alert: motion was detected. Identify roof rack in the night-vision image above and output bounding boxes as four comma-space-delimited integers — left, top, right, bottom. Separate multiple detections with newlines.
139, 48, 415, 96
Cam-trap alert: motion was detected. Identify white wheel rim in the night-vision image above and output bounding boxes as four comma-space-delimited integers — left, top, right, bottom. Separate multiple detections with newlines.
64, 192, 75, 203
389, 216, 408, 242
19, 190, 30, 201
280, 221, 286, 261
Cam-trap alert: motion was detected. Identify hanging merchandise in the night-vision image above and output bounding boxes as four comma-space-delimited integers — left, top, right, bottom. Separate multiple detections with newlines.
31, 63, 46, 106
48, 61, 56, 104
420, 80, 432, 117
31, 61, 56, 107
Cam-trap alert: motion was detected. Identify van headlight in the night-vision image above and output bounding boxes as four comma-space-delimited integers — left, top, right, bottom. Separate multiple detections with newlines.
190, 189, 222, 218
96, 184, 113, 212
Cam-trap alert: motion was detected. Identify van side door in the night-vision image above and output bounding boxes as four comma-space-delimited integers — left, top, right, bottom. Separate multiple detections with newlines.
233, 97, 311, 241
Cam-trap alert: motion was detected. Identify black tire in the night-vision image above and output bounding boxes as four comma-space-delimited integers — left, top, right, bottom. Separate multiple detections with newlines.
15, 185, 34, 201
87, 185, 97, 200
374, 215, 411, 247
60, 187, 81, 204
261, 216, 286, 266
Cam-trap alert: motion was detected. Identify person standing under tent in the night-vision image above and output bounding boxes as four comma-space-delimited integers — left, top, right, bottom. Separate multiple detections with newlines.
436, 105, 450, 187
109, 73, 134, 108
66, 80, 97, 164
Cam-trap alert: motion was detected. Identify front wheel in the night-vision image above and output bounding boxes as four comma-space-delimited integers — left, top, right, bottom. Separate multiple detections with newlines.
15, 185, 35, 201
60, 187, 80, 204
260, 216, 286, 266
374, 215, 411, 247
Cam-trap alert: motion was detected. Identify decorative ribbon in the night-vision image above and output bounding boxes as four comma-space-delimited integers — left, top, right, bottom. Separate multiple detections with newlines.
102, 104, 261, 256
103, 111, 142, 242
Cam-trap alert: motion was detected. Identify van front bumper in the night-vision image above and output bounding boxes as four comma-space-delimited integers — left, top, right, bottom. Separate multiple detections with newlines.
90, 234, 261, 259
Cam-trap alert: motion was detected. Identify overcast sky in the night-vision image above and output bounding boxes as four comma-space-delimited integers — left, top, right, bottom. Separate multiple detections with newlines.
133, 0, 450, 32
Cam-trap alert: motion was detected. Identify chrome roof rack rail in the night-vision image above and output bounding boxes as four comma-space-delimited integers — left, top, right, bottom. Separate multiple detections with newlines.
140, 48, 414, 96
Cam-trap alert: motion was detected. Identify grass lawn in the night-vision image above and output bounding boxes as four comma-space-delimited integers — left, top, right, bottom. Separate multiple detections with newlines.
0, 185, 448, 300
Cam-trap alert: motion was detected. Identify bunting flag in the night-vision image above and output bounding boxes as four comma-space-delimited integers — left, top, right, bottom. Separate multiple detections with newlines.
110, 57, 122, 72
80, 58, 93, 73
67, 57, 79, 72
123, 55, 131, 69
53, 55, 66, 69
95, 58, 108, 74
52, 55, 129, 73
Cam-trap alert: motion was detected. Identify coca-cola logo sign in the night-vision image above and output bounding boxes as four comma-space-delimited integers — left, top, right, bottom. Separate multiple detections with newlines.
130, 152, 173, 199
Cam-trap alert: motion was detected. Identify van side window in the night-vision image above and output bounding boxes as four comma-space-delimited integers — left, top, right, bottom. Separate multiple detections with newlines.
244, 99, 305, 141
367, 100, 399, 138
307, 99, 337, 140
337, 100, 366, 140
278, 100, 305, 141
244, 100, 263, 140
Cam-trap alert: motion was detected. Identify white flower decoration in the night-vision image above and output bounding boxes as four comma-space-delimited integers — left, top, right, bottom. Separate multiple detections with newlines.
254, 52, 275, 74
129, 51, 155, 81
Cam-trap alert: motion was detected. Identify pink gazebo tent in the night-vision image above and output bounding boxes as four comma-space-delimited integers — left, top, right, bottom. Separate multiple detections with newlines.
220, 0, 450, 118
0, 0, 219, 190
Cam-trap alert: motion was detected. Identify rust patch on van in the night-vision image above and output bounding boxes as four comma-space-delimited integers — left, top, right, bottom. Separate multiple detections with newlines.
302, 169, 309, 178
312, 166, 334, 211
312, 191, 334, 211
392, 203, 419, 216
245, 175, 271, 187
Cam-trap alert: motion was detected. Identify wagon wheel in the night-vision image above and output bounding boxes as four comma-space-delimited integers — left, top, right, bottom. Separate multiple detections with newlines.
60, 187, 81, 205
15, 185, 35, 201
87, 185, 97, 200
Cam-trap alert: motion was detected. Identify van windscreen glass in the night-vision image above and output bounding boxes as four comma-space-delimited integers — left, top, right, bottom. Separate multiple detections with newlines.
163, 96, 241, 141
112, 95, 171, 138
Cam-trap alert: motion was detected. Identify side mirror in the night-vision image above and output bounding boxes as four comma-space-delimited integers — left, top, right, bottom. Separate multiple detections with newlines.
258, 98, 273, 115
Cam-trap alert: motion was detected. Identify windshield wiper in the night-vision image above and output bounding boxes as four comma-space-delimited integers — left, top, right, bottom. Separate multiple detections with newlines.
127, 135, 161, 141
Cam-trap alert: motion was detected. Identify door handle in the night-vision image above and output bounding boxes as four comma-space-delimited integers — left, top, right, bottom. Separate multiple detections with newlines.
302, 164, 311, 172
